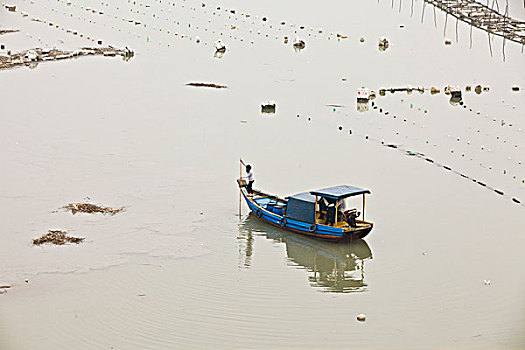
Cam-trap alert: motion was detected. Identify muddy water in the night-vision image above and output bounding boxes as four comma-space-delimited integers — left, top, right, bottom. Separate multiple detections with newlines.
1, 0, 524, 348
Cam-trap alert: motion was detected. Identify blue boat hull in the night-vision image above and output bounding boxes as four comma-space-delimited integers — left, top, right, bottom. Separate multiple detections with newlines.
240, 188, 372, 242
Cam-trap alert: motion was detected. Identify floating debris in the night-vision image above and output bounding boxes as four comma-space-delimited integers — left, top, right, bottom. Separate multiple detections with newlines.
33, 230, 85, 246
449, 86, 462, 105
0, 46, 134, 70
378, 37, 389, 51
357, 87, 371, 102
511, 86, 520, 92
444, 39, 452, 45
63, 203, 125, 215
357, 314, 366, 322
474, 85, 482, 94
378, 86, 424, 95
261, 101, 276, 114
0, 283, 11, 294
214, 39, 226, 52
293, 37, 305, 51
430, 87, 440, 94
0, 29, 19, 35
186, 82, 227, 89
357, 101, 369, 112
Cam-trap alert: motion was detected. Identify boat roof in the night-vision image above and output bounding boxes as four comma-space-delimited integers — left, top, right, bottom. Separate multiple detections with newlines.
285, 192, 317, 203
310, 185, 370, 200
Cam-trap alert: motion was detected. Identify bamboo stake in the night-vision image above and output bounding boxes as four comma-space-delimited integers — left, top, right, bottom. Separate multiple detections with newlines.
456, 17, 459, 42
433, 5, 437, 27
488, 32, 493, 56
492, 0, 500, 12
444, 12, 448, 36
470, 23, 473, 48
502, 0, 508, 61
411, 0, 414, 17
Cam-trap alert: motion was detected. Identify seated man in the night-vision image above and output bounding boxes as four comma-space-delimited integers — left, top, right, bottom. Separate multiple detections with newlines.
345, 209, 359, 228
318, 198, 327, 220
336, 199, 346, 221
326, 203, 336, 226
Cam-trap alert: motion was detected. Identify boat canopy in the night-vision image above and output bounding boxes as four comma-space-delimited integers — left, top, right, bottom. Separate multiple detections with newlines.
285, 192, 316, 224
310, 185, 370, 200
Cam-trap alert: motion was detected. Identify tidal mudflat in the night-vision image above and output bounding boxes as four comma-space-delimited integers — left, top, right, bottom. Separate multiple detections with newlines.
1, 0, 524, 349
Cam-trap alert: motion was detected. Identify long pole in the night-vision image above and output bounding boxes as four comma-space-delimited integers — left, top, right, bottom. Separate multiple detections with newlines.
239, 159, 242, 217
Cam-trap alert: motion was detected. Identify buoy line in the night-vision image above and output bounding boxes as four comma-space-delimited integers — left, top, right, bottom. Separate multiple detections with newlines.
295, 111, 524, 208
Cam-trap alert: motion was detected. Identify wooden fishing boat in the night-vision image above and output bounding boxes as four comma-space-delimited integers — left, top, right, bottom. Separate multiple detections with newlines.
237, 180, 373, 242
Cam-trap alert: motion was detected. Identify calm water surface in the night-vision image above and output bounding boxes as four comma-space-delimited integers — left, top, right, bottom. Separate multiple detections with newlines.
1, 0, 524, 348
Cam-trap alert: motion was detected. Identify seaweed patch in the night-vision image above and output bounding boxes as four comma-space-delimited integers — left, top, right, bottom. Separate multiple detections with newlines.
33, 230, 84, 246
63, 203, 125, 216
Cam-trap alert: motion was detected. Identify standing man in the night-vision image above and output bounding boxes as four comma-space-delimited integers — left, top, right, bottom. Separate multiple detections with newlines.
245, 164, 255, 196
240, 159, 255, 197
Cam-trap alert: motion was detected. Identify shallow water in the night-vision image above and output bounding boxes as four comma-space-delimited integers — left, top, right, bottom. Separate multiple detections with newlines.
1, 0, 524, 348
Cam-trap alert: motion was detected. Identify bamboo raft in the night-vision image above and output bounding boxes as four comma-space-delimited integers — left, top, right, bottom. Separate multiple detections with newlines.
421, 0, 525, 45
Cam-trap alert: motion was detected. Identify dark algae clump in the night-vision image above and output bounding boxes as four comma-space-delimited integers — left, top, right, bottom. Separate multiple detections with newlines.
63, 203, 125, 216
33, 230, 85, 246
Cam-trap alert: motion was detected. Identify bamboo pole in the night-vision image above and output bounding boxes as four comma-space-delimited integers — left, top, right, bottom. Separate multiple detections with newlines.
239, 159, 242, 217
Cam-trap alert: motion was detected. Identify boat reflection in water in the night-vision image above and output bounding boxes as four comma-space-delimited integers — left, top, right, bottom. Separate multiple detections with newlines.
238, 213, 373, 293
